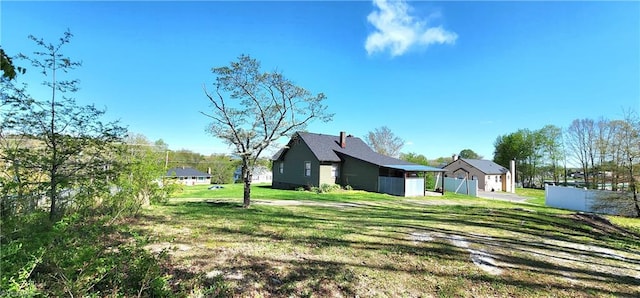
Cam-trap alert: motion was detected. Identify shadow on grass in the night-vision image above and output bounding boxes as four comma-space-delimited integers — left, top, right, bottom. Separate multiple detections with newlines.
133, 196, 640, 296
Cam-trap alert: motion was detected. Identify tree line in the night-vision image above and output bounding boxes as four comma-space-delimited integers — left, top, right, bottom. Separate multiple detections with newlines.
367, 118, 638, 215
493, 114, 639, 191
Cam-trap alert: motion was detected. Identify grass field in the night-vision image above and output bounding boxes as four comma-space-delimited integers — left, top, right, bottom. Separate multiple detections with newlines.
132, 184, 640, 297
515, 187, 546, 206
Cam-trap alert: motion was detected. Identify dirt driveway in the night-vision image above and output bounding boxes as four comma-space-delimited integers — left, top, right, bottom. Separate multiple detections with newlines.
477, 190, 531, 203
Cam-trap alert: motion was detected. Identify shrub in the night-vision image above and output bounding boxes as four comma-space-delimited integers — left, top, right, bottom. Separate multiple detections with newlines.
321, 183, 340, 193
0, 212, 173, 297
343, 185, 353, 191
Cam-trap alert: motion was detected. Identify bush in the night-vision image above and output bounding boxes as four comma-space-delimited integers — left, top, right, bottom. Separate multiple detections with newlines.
323, 183, 341, 193
343, 185, 353, 191
310, 184, 341, 194
0, 212, 173, 297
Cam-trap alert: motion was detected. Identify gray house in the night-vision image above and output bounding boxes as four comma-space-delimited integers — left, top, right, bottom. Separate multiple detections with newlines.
272, 131, 444, 197
442, 156, 513, 192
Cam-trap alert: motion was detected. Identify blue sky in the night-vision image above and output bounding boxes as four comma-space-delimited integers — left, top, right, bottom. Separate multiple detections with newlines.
2, 1, 639, 160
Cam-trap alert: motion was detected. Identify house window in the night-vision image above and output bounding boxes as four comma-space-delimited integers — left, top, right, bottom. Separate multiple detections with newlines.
279, 162, 284, 174
304, 161, 311, 177
495, 176, 498, 182
331, 164, 339, 178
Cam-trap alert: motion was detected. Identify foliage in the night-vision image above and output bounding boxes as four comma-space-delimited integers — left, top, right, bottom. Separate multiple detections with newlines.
458, 149, 482, 159
493, 128, 538, 186
365, 126, 404, 157
311, 183, 341, 194
168, 149, 204, 169
495, 112, 638, 215
536, 125, 564, 184
0, 213, 173, 297
108, 133, 179, 217
399, 152, 429, 165
613, 110, 640, 216
1, 31, 126, 220
167, 149, 239, 184
202, 54, 332, 207
565, 118, 596, 186
205, 154, 238, 184
0, 32, 180, 297
0, 47, 26, 80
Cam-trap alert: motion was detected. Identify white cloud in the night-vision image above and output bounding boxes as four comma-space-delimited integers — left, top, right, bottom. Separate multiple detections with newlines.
365, 0, 458, 57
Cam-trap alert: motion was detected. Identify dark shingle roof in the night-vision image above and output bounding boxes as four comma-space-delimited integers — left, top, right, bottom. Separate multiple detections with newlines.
276, 132, 438, 171
166, 167, 210, 177
460, 159, 509, 174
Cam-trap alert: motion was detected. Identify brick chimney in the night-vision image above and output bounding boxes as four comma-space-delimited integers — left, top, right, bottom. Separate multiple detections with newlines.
340, 131, 346, 148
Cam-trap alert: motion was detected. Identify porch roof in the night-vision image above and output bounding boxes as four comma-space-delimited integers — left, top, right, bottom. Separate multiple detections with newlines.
384, 164, 447, 172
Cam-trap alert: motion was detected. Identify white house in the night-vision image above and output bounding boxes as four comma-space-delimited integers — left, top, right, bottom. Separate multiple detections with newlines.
165, 167, 211, 186
234, 165, 272, 184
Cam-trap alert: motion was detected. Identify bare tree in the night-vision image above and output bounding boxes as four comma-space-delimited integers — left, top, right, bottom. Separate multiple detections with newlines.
365, 126, 404, 158
609, 120, 625, 191
615, 110, 640, 216
595, 118, 613, 189
566, 119, 596, 187
202, 55, 332, 208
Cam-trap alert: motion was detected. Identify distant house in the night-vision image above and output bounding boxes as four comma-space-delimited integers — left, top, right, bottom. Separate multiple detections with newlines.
234, 165, 273, 184
272, 131, 445, 197
442, 156, 513, 192
165, 167, 211, 186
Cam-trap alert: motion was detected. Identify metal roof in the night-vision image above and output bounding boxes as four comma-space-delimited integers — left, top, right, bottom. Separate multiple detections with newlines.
384, 164, 447, 172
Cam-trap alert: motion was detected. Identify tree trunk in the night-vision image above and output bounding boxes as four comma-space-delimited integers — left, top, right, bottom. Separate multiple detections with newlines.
49, 165, 57, 220
242, 158, 251, 208
630, 160, 639, 217
49, 52, 58, 221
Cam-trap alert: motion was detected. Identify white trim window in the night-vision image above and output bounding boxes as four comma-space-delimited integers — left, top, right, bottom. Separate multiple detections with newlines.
304, 161, 311, 177
279, 162, 284, 174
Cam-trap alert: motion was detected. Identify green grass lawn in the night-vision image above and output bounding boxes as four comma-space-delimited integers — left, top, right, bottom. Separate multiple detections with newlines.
515, 187, 546, 205
132, 184, 640, 297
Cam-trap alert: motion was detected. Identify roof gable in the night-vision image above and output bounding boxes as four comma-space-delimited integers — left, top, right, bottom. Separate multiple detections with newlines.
278, 132, 424, 169
166, 167, 210, 177
459, 159, 509, 175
